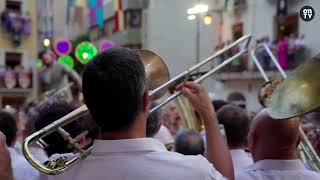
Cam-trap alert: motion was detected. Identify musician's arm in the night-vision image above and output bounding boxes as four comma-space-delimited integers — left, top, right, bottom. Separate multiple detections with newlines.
61, 64, 82, 88
177, 82, 234, 180
0, 132, 14, 180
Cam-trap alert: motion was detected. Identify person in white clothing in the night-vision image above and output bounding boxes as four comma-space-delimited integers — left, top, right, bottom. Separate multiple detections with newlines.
217, 104, 253, 172
50, 48, 234, 180
236, 109, 320, 180
0, 111, 40, 180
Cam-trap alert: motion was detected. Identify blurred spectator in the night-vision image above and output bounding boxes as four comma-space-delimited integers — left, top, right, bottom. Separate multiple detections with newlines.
161, 102, 184, 136
35, 103, 83, 157
175, 129, 205, 155
0, 111, 40, 180
217, 104, 253, 172
23, 113, 48, 163
212, 100, 229, 112
278, 37, 288, 69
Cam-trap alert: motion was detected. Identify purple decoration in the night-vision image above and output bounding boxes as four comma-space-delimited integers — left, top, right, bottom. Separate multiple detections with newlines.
99, 40, 116, 52
97, 0, 103, 7
54, 38, 72, 56
89, 8, 97, 26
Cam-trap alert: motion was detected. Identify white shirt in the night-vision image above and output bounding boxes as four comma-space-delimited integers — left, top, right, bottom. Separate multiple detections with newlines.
154, 125, 174, 145
8, 147, 41, 180
50, 138, 226, 180
236, 159, 320, 180
229, 149, 253, 172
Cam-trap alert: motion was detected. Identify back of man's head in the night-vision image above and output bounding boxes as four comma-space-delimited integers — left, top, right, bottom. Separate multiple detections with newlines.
249, 109, 300, 161
175, 129, 205, 155
0, 111, 17, 146
82, 48, 147, 132
35, 103, 82, 156
212, 100, 228, 112
146, 103, 161, 137
217, 104, 250, 148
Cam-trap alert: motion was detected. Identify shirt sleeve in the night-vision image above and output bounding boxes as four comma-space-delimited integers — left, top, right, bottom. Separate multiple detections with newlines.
59, 63, 81, 84
187, 155, 227, 180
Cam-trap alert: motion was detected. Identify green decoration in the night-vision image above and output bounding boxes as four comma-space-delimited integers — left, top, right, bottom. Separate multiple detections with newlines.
36, 59, 43, 68
58, 55, 74, 69
75, 42, 98, 64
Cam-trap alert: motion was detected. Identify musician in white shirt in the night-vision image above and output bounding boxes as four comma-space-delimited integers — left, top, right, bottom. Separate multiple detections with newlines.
50, 48, 234, 180
217, 104, 253, 172
236, 109, 320, 180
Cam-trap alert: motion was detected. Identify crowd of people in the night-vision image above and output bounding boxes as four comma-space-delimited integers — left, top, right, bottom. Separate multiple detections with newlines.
255, 34, 308, 70
214, 34, 308, 72
0, 47, 319, 180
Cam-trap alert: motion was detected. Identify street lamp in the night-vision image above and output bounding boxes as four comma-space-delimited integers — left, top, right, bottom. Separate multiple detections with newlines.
187, 3, 210, 67
43, 38, 51, 47
203, 15, 213, 25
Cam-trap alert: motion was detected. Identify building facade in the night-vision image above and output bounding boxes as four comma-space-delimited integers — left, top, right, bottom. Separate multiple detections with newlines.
38, 0, 319, 113
0, 0, 37, 108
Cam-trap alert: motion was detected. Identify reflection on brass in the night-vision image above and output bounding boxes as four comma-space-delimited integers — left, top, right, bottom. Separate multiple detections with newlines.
268, 55, 320, 119
258, 78, 284, 107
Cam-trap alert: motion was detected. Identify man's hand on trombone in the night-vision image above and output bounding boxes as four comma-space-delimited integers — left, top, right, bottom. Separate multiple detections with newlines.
176, 82, 235, 180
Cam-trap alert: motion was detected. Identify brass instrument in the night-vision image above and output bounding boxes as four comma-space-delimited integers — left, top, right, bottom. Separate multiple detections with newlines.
251, 44, 320, 172
34, 83, 74, 110
22, 34, 252, 175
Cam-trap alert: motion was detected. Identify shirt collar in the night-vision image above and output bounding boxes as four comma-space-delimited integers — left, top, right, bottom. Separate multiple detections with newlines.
91, 138, 167, 155
247, 159, 306, 171
230, 149, 247, 155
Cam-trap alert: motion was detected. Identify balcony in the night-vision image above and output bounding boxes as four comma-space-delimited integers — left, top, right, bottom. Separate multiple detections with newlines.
213, 47, 309, 81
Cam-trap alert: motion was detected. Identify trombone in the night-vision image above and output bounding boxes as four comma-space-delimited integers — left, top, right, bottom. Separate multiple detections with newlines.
22, 34, 252, 175
251, 44, 320, 172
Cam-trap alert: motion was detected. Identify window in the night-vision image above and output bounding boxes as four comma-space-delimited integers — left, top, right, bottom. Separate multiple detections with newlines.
125, 10, 142, 29
6, 0, 21, 12
5, 52, 21, 68
275, 14, 298, 40
232, 22, 243, 41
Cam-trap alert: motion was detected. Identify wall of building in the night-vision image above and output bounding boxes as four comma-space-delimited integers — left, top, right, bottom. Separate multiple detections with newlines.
0, 0, 38, 68
209, 0, 320, 112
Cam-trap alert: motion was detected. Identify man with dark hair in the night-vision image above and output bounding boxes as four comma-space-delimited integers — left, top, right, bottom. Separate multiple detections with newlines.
212, 100, 228, 112
236, 109, 320, 180
146, 102, 161, 137
52, 48, 234, 180
35, 102, 83, 157
37, 51, 81, 96
175, 129, 205, 155
217, 104, 253, 172
0, 111, 40, 180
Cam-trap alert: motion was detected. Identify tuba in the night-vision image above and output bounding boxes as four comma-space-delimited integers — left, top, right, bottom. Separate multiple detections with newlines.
251, 44, 320, 172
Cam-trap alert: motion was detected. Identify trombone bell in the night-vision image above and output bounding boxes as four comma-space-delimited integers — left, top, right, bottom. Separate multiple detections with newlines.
135, 50, 170, 100
267, 54, 320, 119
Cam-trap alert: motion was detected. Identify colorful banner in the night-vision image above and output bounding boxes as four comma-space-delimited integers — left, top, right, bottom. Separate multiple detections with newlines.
114, 0, 124, 32
89, 0, 104, 29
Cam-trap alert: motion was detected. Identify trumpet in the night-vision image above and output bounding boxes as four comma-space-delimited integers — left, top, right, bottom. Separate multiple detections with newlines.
251, 44, 320, 172
22, 34, 252, 175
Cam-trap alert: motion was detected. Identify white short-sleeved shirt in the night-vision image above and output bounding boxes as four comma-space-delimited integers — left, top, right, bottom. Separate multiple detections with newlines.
229, 149, 253, 172
49, 138, 226, 180
236, 159, 320, 180
8, 147, 41, 180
